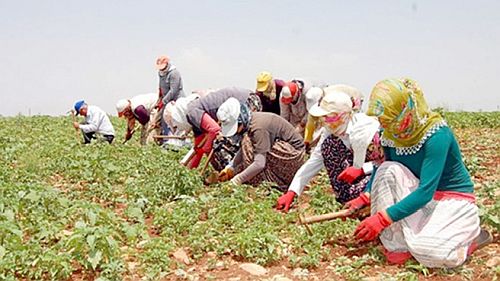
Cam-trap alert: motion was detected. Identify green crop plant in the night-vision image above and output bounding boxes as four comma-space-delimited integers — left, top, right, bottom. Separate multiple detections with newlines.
138, 238, 174, 280
0, 113, 497, 280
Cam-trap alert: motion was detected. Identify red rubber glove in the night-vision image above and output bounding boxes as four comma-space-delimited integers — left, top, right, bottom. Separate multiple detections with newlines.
344, 193, 370, 213
156, 88, 164, 109
187, 151, 204, 169
354, 211, 392, 242
276, 191, 296, 212
337, 166, 365, 184
188, 134, 208, 169
157, 99, 164, 110
193, 134, 206, 150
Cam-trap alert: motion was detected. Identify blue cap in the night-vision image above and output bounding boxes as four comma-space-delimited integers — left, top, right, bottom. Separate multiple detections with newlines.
74, 100, 85, 115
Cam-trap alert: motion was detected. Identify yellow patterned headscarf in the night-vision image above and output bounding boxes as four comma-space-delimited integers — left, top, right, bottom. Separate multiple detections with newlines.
366, 78, 443, 148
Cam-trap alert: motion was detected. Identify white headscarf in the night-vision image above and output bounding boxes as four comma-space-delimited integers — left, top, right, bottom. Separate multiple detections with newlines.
164, 94, 199, 133
305, 87, 323, 111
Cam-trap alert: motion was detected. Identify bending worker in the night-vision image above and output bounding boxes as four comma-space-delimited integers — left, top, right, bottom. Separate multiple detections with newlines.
217, 98, 305, 189
116, 93, 157, 145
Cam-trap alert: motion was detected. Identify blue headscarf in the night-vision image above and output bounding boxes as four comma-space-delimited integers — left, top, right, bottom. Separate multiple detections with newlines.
238, 103, 252, 133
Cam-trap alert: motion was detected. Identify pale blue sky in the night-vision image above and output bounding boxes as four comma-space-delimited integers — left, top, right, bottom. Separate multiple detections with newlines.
1, 0, 499, 116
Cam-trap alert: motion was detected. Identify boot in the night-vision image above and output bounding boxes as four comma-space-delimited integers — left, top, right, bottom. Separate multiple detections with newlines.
467, 228, 493, 256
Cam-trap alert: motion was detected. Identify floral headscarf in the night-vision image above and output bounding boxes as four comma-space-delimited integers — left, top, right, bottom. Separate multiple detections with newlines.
367, 78, 444, 149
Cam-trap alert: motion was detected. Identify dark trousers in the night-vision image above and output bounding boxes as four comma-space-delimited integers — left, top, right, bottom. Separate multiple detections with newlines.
82, 131, 114, 144
159, 107, 171, 136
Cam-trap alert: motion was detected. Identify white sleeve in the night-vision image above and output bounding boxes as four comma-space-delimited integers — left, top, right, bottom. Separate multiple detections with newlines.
79, 111, 100, 133
362, 161, 374, 175
288, 131, 327, 195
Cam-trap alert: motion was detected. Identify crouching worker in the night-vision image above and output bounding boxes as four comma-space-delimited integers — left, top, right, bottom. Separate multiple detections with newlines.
116, 93, 157, 145
276, 85, 384, 212
217, 98, 305, 189
352, 78, 491, 267
184, 87, 253, 169
73, 100, 115, 144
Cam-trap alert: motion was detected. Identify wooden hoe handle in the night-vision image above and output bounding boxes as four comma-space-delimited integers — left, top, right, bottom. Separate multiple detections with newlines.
299, 209, 353, 225
153, 135, 188, 140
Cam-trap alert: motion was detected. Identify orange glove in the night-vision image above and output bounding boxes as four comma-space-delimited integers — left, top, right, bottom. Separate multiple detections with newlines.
218, 167, 235, 182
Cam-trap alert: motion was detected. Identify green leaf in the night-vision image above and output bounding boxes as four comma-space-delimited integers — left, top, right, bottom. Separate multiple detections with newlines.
25, 191, 40, 202
75, 220, 87, 229
0, 245, 5, 259
65, 233, 84, 252
127, 207, 143, 221
487, 214, 500, 227
11, 228, 23, 238
3, 209, 15, 221
88, 250, 102, 270
87, 235, 96, 250
105, 236, 118, 250
58, 197, 70, 207
87, 211, 97, 226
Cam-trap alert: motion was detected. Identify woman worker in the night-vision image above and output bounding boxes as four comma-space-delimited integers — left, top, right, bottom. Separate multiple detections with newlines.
276, 85, 384, 212
351, 78, 491, 267
217, 98, 305, 189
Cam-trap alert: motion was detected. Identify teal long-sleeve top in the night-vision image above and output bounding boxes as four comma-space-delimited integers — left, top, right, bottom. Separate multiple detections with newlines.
364, 126, 474, 222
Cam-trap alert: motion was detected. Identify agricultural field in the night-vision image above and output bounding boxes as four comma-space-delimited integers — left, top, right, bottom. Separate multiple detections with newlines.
0, 112, 498, 281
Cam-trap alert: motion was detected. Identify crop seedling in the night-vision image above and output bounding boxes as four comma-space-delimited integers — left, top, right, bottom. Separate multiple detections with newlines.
0, 113, 497, 280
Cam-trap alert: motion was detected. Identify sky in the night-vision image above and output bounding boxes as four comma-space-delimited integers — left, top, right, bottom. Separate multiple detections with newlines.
1, 0, 499, 116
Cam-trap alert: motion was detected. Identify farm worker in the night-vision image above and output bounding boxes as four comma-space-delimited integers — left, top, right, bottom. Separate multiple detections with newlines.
73, 100, 115, 144
150, 55, 185, 142
255, 71, 286, 115
302, 86, 323, 152
352, 78, 491, 267
184, 87, 254, 169
280, 79, 323, 136
276, 85, 383, 212
164, 94, 202, 136
116, 93, 158, 145
217, 99, 306, 189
